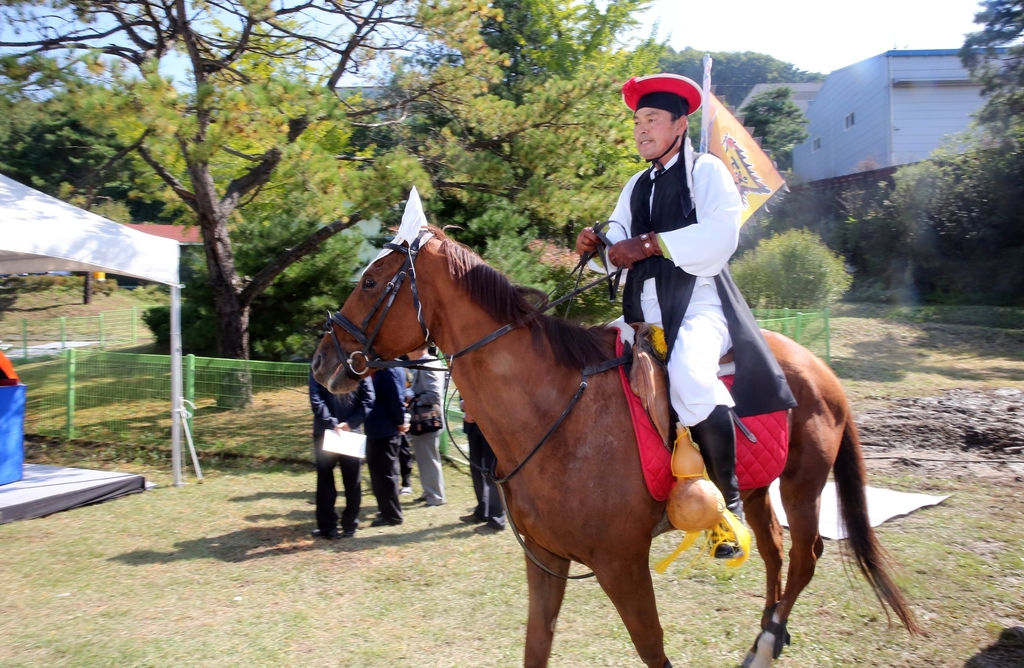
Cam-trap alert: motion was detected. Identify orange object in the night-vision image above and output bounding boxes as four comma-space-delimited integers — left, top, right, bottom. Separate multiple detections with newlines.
705, 95, 786, 224
0, 350, 18, 383
669, 426, 705, 478
667, 477, 725, 532
666, 425, 725, 532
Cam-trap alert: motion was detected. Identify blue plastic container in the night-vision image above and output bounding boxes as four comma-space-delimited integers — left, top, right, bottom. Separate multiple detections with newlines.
0, 384, 26, 486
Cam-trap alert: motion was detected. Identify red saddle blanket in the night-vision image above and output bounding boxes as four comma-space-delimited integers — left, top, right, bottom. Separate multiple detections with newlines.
615, 337, 789, 501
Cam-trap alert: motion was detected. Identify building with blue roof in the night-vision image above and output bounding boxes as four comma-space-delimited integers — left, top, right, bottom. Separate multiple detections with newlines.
792, 49, 994, 183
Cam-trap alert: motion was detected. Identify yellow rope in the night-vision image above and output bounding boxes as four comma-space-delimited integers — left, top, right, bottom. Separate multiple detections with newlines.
655, 510, 751, 573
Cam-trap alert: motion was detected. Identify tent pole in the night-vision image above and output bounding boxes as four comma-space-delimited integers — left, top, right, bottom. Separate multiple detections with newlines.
171, 283, 184, 487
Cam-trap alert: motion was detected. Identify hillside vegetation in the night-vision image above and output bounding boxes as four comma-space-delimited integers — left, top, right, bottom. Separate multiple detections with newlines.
0, 277, 166, 351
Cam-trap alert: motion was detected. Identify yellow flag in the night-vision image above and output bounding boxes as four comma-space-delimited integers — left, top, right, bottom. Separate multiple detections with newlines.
705, 95, 786, 224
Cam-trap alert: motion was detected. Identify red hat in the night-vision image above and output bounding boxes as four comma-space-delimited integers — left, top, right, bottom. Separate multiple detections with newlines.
622, 73, 703, 115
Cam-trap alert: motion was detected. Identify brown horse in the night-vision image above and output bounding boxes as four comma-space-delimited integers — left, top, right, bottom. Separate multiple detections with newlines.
311, 227, 920, 667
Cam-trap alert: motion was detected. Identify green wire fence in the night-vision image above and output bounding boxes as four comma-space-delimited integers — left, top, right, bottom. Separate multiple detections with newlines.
17, 310, 830, 460
21, 351, 310, 458
752, 308, 831, 363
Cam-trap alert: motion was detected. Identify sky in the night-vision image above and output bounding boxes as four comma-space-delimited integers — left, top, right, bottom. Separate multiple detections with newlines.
640, 0, 984, 75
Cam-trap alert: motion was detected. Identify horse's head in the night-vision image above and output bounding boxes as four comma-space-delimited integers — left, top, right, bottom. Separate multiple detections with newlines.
311, 235, 434, 394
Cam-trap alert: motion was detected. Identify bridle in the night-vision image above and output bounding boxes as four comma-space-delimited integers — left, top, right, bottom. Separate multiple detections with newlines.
323, 225, 622, 378
323, 232, 433, 377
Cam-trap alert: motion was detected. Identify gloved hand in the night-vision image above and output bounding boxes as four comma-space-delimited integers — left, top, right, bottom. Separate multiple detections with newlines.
575, 227, 600, 255
608, 233, 662, 269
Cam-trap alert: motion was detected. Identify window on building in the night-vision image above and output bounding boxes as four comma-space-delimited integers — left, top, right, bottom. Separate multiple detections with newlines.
845, 112, 855, 129
813, 137, 821, 151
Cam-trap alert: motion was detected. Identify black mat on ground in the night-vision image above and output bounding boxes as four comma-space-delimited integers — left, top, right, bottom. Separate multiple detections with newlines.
0, 464, 147, 524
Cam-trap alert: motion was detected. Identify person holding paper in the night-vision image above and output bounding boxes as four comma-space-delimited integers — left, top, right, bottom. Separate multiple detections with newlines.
309, 371, 375, 539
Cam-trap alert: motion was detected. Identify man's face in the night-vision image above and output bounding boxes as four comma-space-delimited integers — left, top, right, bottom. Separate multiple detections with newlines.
633, 107, 687, 162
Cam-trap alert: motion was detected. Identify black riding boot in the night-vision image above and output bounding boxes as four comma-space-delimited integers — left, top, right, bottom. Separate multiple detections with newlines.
690, 404, 744, 559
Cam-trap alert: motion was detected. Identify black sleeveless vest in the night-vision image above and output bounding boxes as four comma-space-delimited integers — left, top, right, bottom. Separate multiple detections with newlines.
619, 155, 797, 418
622, 158, 697, 361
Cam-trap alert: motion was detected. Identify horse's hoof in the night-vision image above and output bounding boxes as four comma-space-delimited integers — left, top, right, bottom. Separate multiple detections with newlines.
741, 629, 777, 668
714, 543, 745, 559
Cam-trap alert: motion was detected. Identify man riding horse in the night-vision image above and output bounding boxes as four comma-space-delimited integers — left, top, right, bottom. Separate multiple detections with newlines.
313, 74, 920, 660
576, 73, 796, 558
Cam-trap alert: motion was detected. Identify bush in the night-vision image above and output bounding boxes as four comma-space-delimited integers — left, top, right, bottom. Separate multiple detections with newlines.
760, 125, 1024, 306
731, 229, 852, 309
2, 273, 119, 295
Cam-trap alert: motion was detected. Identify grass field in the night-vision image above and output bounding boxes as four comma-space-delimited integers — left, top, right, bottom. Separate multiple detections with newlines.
1, 307, 1023, 667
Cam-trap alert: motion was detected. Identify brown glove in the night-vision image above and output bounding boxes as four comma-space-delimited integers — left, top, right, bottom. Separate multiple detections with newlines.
608, 233, 662, 269
575, 227, 600, 255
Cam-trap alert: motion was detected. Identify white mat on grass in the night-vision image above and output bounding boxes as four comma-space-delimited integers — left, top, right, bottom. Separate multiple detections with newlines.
768, 479, 949, 540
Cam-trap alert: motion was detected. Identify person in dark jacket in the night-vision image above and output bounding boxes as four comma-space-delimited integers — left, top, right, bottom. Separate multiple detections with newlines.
309, 371, 374, 539
363, 366, 408, 526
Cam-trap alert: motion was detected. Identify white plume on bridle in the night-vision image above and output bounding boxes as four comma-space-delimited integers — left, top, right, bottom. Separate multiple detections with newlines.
362, 186, 433, 275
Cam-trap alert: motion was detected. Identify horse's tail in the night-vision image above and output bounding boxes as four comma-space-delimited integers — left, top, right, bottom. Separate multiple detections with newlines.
833, 419, 922, 635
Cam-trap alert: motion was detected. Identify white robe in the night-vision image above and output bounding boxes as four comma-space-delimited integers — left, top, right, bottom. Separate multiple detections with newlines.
598, 142, 744, 425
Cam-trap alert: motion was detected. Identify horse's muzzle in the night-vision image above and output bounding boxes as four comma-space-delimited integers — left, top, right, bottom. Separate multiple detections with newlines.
312, 350, 361, 395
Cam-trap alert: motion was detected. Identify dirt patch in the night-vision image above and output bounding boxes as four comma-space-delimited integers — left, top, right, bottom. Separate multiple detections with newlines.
857, 387, 1024, 458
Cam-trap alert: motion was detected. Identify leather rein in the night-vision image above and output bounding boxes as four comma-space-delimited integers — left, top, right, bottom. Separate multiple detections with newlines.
323, 227, 624, 580
323, 227, 622, 377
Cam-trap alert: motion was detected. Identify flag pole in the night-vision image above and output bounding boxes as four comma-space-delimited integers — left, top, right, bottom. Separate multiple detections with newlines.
699, 54, 713, 154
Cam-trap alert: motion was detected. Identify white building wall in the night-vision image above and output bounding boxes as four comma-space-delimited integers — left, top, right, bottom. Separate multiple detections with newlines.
889, 55, 985, 165
793, 55, 890, 181
890, 54, 974, 82
891, 84, 984, 163
793, 51, 990, 182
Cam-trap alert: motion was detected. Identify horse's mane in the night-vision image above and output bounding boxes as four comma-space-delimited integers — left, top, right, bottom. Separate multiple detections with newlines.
430, 227, 613, 370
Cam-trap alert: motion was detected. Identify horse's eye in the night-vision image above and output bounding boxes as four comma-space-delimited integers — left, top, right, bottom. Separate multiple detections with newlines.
363, 277, 376, 290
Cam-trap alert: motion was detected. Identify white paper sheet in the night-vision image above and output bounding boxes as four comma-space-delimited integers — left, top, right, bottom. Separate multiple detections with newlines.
768, 479, 949, 540
321, 430, 366, 459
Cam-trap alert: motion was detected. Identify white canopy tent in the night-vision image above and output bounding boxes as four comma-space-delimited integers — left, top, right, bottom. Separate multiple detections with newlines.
0, 173, 188, 486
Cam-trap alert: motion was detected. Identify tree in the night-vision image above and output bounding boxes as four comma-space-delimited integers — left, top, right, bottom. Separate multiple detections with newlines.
0, 0, 494, 360
961, 0, 1024, 128
659, 47, 823, 108
343, 0, 658, 323
145, 223, 366, 360
0, 95, 162, 219
759, 125, 1024, 305
739, 86, 808, 171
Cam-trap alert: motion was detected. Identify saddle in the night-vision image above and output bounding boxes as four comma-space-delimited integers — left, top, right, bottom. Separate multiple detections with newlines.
619, 325, 789, 497
627, 323, 733, 449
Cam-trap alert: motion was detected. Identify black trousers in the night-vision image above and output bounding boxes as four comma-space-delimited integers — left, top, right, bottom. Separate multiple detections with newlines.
314, 433, 362, 533
398, 434, 413, 488
466, 422, 505, 526
366, 434, 404, 523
